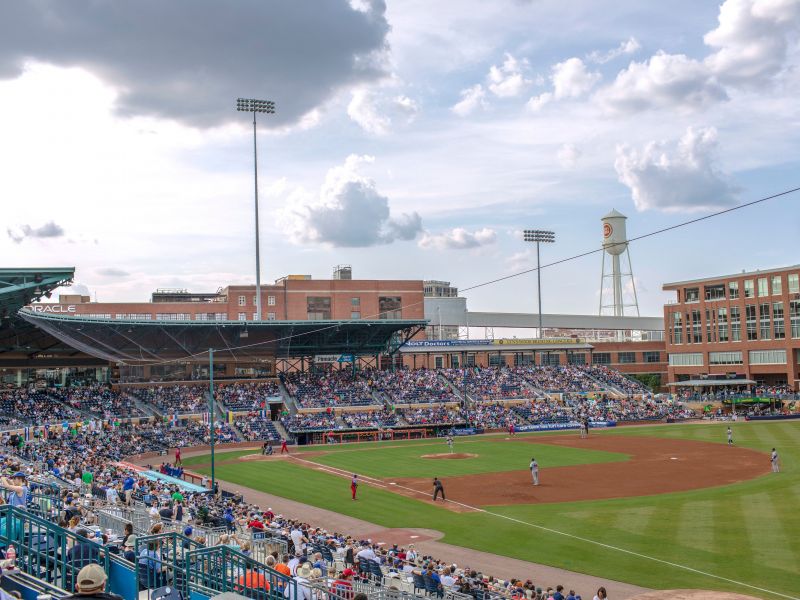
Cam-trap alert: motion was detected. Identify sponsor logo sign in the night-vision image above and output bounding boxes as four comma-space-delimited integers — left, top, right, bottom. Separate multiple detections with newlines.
30, 305, 76, 314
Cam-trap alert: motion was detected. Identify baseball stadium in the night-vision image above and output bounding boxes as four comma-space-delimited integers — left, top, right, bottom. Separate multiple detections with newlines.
0, 246, 798, 600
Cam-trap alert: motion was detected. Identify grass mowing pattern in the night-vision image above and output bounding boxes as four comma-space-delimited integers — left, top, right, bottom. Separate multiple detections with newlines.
190, 422, 800, 598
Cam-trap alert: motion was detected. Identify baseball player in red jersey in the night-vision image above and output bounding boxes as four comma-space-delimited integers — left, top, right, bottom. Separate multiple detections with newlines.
175, 447, 182, 465
351, 474, 358, 500
280, 438, 289, 454
508, 422, 516, 436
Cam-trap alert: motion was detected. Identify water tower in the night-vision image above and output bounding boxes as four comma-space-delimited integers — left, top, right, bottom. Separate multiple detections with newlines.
599, 209, 639, 317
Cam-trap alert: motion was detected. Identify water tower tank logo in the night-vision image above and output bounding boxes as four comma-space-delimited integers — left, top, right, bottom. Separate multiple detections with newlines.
603, 222, 613, 239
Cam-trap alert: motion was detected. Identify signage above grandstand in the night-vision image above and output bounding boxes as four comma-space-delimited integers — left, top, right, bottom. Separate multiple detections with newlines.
29, 304, 76, 314
494, 337, 583, 345
405, 339, 493, 348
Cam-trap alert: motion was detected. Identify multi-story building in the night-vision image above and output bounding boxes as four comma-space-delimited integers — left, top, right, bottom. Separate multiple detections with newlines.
424, 280, 460, 340
663, 265, 800, 389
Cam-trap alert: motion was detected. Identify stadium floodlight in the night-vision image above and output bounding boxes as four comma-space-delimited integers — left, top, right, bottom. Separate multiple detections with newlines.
522, 229, 556, 338
236, 97, 276, 321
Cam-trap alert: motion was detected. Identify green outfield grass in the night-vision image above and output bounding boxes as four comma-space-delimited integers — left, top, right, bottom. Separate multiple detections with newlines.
188, 422, 800, 598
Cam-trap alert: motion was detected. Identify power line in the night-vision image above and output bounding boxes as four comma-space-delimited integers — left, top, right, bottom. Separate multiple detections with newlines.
127, 184, 800, 365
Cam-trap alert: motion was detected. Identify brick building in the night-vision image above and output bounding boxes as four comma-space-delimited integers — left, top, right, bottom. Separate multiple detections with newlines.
663, 265, 800, 389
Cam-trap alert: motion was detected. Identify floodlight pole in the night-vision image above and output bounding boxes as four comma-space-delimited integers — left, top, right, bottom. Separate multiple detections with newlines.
237, 98, 276, 321
209, 348, 215, 492
523, 230, 555, 339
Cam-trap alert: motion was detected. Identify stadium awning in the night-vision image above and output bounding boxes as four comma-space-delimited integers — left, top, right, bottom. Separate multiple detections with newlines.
668, 379, 756, 386
18, 309, 427, 364
0, 268, 85, 360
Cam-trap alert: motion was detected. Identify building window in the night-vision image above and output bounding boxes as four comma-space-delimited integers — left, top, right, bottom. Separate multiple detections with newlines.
465, 354, 476, 367
194, 313, 226, 321
706, 308, 714, 343
567, 353, 586, 365
789, 274, 800, 294
745, 305, 757, 340
434, 356, 443, 369
672, 312, 683, 344
268, 296, 276, 306
618, 352, 636, 364
668, 353, 703, 367
729, 281, 739, 299
691, 310, 702, 344
237, 313, 247, 321
773, 302, 785, 340
744, 280, 754, 298
685, 287, 700, 303
252, 313, 258, 321
709, 351, 743, 365
790, 300, 800, 339
540, 353, 560, 366
704, 284, 725, 301
307, 297, 331, 320
759, 303, 771, 340
351, 297, 360, 307
772, 276, 782, 295
717, 307, 728, 342
378, 296, 402, 319
757, 277, 769, 297
643, 351, 661, 363
238, 295, 246, 306
730, 306, 741, 342
155, 313, 191, 320
116, 313, 152, 321
489, 354, 505, 367
749, 350, 787, 365
514, 353, 533, 366
267, 312, 276, 321
592, 353, 611, 365
253, 296, 257, 306
351, 311, 361, 319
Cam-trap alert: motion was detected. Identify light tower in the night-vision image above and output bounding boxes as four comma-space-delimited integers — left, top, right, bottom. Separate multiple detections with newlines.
599, 209, 639, 317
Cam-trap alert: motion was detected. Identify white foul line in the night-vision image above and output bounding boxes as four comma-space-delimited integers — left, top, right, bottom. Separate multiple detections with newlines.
288, 454, 798, 600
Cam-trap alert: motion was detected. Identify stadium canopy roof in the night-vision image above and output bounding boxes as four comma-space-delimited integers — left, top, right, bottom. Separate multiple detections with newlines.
0, 268, 79, 359
18, 309, 427, 365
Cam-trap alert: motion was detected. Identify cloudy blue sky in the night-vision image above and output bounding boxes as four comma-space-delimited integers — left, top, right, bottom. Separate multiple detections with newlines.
1, 0, 799, 317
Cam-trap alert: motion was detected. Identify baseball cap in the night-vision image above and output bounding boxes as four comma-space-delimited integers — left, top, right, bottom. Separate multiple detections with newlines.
342, 569, 355, 577
11, 472, 26, 479
184, 526, 193, 536
76, 564, 107, 592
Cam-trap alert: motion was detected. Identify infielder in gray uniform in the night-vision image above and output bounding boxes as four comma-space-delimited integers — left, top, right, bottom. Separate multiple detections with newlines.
529, 457, 539, 485
771, 448, 780, 473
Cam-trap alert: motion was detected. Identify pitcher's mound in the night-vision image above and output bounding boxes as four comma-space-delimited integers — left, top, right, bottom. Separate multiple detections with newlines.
421, 453, 477, 460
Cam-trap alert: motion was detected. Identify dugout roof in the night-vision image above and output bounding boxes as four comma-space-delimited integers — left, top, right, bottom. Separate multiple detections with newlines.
17, 309, 427, 365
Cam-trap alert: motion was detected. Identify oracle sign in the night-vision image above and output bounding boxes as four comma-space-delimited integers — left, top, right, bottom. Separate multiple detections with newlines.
30, 305, 77, 314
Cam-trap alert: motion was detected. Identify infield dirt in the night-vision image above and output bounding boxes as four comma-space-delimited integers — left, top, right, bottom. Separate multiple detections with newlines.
386, 435, 769, 506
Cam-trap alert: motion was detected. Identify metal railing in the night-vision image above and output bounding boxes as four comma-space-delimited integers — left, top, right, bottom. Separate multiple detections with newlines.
184, 544, 294, 600
133, 531, 202, 599
0, 505, 111, 592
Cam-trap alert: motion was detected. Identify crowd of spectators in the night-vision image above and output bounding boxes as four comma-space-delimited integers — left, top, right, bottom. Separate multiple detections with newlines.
585, 366, 649, 395
128, 384, 208, 414
340, 410, 399, 429
400, 406, 465, 426
234, 415, 282, 442
51, 385, 147, 418
282, 372, 375, 408
441, 368, 537, 402
217, 380, 281, 411
364, 368, 458, 404
281, 412, 338, 432
0, 388, 83, 425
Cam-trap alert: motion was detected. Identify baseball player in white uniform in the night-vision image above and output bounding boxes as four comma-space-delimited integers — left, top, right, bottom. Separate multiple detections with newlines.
529, 457, 539, 485
771, 448, 780, 473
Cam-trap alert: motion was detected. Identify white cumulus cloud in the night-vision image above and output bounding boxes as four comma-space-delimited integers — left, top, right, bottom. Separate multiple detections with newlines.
418, 227, 497, 250
595, 52, 728, 114
614, 126, 740, 212
527, 58, 600, 110
279, 154, 422, 247
347, 89, 391, 134
587, 37, 642, 64
487, 53, 531, 97
704, 0, 800, 86
452, 84, 487, 116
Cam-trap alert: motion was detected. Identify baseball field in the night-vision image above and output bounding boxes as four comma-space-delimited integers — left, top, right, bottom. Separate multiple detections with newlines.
181, 421, 800, 598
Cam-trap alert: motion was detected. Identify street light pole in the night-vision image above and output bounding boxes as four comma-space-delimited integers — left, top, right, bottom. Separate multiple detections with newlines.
523, 230, 555, 338
237, 98, 276, 321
